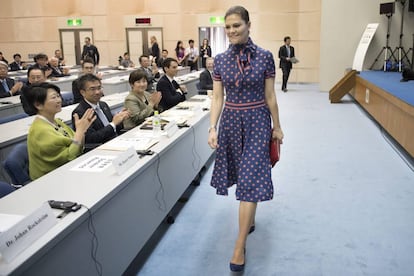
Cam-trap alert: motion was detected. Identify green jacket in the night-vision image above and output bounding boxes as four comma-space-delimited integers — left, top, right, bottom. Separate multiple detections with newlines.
28, 117, 82, 180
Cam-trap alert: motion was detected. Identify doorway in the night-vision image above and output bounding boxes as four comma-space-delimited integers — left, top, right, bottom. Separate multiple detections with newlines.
198, 27, 229, 58
59, 29, 93, 65
126, 28, 163, 65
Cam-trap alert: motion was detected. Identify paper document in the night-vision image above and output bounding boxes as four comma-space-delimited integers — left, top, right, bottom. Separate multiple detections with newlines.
99, 137, 159, 151
290, 57, 299, 64
71, 155, 116, 172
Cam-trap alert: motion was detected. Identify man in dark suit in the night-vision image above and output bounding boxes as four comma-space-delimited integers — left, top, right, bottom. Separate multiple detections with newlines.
278, 36, 295, 92
72, 74, 129, 147
156, 49, 168, 68
48, 57, 70, 78
199, 57, 214, 90
81, 37, 100, 65
156, 58, 187, 112
9, 54, 27, 71
0, 61, 23, 98
20, 67, 47, 115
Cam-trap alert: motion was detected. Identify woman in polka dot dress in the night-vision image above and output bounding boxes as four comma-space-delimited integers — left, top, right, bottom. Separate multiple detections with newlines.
208, 6, 284, 272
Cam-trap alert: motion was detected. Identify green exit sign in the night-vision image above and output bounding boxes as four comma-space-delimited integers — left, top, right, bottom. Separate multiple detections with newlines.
67, 19, 82, 26
209, 16, 224, 24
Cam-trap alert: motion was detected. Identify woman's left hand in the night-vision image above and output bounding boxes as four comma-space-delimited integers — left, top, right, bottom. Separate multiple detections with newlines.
272, 127, 284, 142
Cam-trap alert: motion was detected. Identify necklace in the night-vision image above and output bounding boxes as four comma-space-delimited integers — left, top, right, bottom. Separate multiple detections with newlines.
37, 115, 70, 137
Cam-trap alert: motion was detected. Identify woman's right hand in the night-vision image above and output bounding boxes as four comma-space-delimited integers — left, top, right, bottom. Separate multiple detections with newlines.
150, 91, 162, 107
74, 108, 96, 134
208, 128, 218, 149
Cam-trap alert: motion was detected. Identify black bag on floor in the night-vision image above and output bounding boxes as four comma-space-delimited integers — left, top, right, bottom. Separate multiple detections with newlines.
402, 69, 414, 81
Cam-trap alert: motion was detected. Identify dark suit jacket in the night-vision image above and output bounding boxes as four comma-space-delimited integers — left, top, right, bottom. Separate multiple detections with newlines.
199, 70, 213, 90
81, 44, 100, 65
278, 45, 295, 69
0, 78, 17, 98
72, 79, 82, 104
48, 66, 68, 78
72, 100, 119, 145
156, 75, 186, 111
9, 61, 24, 71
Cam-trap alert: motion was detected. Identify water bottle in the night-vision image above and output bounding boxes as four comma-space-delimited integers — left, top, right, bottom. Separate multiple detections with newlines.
152, 110, 161, 137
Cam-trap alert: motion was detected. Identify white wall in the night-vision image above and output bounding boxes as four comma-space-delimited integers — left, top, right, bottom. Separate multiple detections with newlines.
320, 0, 414, 91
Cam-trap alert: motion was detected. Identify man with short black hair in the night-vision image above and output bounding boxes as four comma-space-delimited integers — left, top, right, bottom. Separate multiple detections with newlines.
139, 54, 159, 91
278, 36, 295, 92
185, 39, 199, 71
20, 67, 47, 115
81, 37, 100, 65
156, 58, 187, 111
72, 58, 102, 104
72, 74, 129, 148
9, 54, 27, 71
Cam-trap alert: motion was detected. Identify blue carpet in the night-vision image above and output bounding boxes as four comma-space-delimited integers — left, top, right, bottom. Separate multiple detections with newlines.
137, 84, 414, 276
359, 71, 414, 106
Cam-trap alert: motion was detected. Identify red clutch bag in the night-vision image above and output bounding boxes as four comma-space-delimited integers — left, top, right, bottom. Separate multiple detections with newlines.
270, 139, 281, 167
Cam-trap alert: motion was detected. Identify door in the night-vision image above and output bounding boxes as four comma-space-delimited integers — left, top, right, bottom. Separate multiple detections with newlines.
126, 28, 163, 64
199, 26, 229, 57
59, 29, 93, 65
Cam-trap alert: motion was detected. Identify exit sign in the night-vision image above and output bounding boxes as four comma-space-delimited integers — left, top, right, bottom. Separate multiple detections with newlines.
67, 19, 82, 26
209, 16, 224, 24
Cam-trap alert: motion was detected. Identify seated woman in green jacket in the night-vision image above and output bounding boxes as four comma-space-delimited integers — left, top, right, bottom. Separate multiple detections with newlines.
26, 83, 96, 180
123, 69, 162, 130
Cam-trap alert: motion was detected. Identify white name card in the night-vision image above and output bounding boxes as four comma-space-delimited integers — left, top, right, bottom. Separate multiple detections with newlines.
112, 147, 139, 175
0, 202, 57, 263
164, 120, 179, 138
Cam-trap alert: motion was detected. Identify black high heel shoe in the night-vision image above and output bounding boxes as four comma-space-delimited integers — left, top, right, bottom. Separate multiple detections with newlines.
229, 248, 246, 272
248, 224, 255, 234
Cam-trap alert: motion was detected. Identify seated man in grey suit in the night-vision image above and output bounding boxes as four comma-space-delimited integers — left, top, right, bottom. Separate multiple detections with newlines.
139, 54, 160, 92
72, 74, 130, 148
0, 61, 23, 98
156, 58, 187, 111
199, 57, 214, 91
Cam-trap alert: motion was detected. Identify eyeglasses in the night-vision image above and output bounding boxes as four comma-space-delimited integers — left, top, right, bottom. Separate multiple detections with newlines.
86, 86, 103, 92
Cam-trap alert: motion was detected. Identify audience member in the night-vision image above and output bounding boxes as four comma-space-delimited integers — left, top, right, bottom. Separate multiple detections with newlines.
185, 39, 199, 71
32, 53, 52, 78
0, 61, 23, 98
199, 57, 214, 90
150, 36, 160, 63
139, 54, 159, 91
72, 58, 102, 104
157, 58, 187, 111
123, 69, 162, 129
26, 83, 95, 180
175, 40, 186, 66
54, 49, 66, 66
200, 38, 212, 68
72, 74, 129, 148
120, 52, 135, 68
20, 67, 47, 115
157, 49, 168, 68
0, 52, 8, 64
9, 53, 27, 71
81, 37, 100, 65
48, 57, 70, 78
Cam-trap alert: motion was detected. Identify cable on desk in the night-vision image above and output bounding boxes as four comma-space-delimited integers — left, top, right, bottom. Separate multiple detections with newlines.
154, 152, 167, 212
191, 126, 201, 171
81, 204, 103, 276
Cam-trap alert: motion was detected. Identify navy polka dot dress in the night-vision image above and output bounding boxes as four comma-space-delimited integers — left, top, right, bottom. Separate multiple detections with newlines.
211, 37, 276, 202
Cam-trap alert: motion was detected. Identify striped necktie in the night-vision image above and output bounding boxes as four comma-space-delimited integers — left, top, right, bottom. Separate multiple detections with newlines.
95, 105, 110, 126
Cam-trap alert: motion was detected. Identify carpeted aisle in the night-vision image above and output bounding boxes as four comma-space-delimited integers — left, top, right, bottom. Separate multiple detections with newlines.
136, 84, 414, 276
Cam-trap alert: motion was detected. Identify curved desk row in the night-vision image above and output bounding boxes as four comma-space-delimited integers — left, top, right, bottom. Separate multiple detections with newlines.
0, 95, 213, 275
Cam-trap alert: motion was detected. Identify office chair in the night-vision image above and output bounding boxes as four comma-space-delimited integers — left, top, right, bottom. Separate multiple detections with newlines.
61, 91, 74, 107
3, 143, 31, 187
0, 180, 15, 198
0, 113, 29, 124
